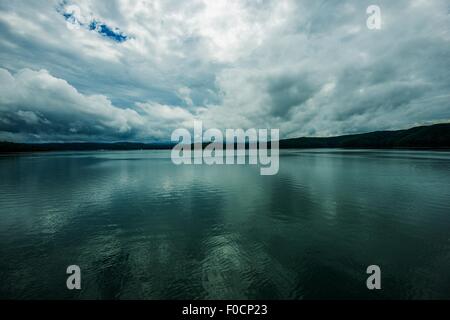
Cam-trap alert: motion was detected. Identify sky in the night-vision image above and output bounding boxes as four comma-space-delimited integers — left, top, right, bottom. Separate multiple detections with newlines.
0, 0, 449, 143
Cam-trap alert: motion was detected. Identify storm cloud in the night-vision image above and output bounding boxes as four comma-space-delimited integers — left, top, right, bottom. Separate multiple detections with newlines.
0, 0, 449, 142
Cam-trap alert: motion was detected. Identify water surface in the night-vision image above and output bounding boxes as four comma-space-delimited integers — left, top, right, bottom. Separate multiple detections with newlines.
1, 149, 450, 299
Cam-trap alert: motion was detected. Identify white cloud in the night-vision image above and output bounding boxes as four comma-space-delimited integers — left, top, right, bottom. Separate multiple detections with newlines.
0, 68, 197, 141
0, 0, 449, 142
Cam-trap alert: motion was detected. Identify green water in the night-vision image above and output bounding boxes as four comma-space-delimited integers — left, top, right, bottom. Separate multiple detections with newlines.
1, 149, 450, 299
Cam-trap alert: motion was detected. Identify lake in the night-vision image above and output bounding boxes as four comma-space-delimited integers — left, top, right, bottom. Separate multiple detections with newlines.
0, 149, 449, 299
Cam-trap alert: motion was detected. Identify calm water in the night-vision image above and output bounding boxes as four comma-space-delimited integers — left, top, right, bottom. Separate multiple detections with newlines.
1, 149, 450, 299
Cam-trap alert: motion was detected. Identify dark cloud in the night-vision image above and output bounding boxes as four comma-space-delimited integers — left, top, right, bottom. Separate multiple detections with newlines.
268, 74, 319, 119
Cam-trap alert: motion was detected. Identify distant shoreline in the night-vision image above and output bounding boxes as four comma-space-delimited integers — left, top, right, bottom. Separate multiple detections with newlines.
1, 123, 449, 153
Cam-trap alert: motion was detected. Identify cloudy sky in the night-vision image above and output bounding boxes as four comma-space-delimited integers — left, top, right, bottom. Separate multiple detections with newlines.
0, 0, 449, 142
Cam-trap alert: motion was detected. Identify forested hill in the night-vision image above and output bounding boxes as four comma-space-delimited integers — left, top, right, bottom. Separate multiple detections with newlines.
1, 123, 449, 153
279, 123, 450, 149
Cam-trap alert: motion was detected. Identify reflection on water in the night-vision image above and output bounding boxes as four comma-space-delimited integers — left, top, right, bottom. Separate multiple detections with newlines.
0, 149, 450, 299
